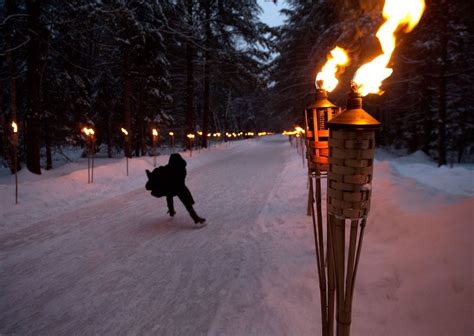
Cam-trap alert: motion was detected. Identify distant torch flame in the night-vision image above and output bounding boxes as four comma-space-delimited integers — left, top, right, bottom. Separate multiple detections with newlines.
152, 129, 158, 137
187, 133, 195, 139
295, 126, 305, 134
315, 46, 349, 92
82, 127, 94, 136
121, 128, 128, 136
12, 121, 18, 133
353, 0, 425, 96
169, 132, 174, 136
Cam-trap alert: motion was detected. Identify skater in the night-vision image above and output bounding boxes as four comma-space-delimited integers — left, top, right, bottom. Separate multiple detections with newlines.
146, 153, 206, 226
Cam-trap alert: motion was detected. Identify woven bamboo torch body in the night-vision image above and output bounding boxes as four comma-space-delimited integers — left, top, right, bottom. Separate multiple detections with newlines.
304, 88, 340, 336
327, 90, 380, 336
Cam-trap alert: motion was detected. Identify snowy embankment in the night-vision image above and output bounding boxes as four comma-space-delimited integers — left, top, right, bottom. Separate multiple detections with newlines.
0, 136, 472, 335
251, 144, 473, 335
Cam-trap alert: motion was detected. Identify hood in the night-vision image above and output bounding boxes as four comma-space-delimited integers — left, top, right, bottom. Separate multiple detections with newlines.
168, 153, 187, 169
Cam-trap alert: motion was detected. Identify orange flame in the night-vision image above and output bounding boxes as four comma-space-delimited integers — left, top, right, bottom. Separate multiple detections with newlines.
82, 127, 94, 136
121, 128, 128, 136
315, 46, 349, 92
353, 0, 425, 96
187, 133, 195, 139
169, 132, 174, 136
152, 129, 158, 137
12, 121, 18, 133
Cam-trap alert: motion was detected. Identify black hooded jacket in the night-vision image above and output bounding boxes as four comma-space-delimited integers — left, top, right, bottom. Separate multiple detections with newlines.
145, 154, 194, 204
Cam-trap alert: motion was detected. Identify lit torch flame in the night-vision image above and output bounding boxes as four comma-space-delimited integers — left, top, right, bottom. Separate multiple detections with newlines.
353, 0, 425, 96
169, 132, 174, 136
315, 46, 349, 92
121, 128, 128, 136
187, 133, 195, 139
82, 127, 94, 136
152, 129, 158, 137
12, 121, 18, 133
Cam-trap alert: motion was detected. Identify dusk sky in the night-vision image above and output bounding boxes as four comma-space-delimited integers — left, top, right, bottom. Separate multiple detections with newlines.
257, 0, 288, 27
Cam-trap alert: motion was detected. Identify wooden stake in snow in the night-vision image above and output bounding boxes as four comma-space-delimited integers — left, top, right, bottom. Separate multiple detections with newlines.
327, 87, 380, 336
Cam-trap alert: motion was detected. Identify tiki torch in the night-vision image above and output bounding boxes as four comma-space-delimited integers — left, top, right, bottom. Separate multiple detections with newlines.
326, 2, 425, 335
327, 83, 380, 336
152, 128, 158, 167
89, 128, 95, 183
82, 127, 95, 183
121, 127, 129, 176
12, 121, 18, 204
186, 133, 195, 157
304, 46, 349, 336
169, 131, 175, 150
295, 126, 305, 165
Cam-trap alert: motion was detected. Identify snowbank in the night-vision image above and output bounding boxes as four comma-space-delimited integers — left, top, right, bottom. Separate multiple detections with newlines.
377, 149, 474, 196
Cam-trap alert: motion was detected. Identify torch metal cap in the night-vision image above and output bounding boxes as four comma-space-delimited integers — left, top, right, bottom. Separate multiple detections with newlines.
306, 89, 336, 109
327, 90, 381, 130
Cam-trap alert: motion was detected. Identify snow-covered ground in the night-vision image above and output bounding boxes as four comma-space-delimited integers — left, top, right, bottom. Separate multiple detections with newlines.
0, 136, 472, 335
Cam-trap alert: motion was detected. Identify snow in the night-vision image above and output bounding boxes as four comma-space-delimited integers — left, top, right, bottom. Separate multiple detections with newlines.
376, 149, 474, 196
0, 136, 472, 335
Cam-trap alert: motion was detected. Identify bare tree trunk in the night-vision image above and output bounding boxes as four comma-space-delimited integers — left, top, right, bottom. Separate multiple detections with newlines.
122, 47, 132, 158
185, 0, 194, 149
224, 92, 231, 142
44, 118, 52, 170
26, 0, 42, 174
437, 15, 448, 167
202, 0, 211, 148
138, 85, 146, 156
4, 0, 21, 174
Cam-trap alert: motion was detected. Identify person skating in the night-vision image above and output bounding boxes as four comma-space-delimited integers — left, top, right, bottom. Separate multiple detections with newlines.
146, 153, 206, 226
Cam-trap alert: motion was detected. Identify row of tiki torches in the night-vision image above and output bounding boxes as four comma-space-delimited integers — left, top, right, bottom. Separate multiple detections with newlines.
304, 83, 380, 336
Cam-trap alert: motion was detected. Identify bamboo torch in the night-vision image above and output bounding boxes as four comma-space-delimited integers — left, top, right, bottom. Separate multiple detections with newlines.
152, 128, 158, 167
121, 128, 129, 176
169, 131, 175, 150
82, 127, 95, 183
304, 46, 349, 336
327, 2, 425, 335
186, 133, 195, 157
12, 121, 18, 204
89, 128, 95, 183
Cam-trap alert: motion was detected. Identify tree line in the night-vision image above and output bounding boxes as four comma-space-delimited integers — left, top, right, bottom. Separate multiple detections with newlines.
270, 0, 474, 166
0, 0, 272, 174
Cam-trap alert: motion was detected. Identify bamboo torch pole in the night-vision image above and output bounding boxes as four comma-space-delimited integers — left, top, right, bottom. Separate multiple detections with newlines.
121, 128, 129, 176
90, 128, 95, 183
186, 133, 195, 157
152, 128, 158, 167
12, 121, 18, 204
169, 132, 175, 151
327, 86, 380, 336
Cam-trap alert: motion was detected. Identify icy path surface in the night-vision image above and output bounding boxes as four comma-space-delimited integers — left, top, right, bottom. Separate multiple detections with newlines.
1, 136, 472, 335
1, 137, 298, 335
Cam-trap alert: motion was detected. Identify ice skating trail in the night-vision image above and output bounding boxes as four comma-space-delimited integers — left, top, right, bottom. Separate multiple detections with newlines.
0, 136, 472, 335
